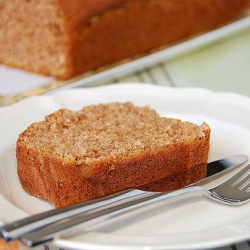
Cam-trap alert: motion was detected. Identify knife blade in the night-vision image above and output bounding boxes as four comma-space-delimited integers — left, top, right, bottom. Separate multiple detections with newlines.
0, 154, 248, 245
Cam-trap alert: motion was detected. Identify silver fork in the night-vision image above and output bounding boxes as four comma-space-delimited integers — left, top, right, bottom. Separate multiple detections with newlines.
208, 163, 250, 205
16, 164, 250, 247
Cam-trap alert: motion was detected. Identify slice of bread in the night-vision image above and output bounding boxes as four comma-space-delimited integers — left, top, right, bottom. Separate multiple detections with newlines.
16, 102, 210, 208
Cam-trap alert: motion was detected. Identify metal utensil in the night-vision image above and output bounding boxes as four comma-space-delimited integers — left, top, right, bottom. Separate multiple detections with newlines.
209, 163, 250, 204
21, 163, 250, 247
0, 154, 247, 246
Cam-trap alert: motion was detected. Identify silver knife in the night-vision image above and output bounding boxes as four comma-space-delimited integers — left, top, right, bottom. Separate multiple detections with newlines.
0, 154, 248, 246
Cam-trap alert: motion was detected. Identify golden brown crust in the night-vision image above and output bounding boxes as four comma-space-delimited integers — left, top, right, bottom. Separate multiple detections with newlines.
139, 163, 207, 192
0, 0, 248, 79
16, 102, 210, 208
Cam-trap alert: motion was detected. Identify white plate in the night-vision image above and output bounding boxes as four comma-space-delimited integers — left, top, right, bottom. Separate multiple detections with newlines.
1, 83, 250, 249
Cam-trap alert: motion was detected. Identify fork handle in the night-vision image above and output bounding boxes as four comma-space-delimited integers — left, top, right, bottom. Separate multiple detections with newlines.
20, 186, 206, 247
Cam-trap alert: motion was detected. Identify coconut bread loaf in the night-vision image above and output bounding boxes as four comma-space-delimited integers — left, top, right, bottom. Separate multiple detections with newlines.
16, 102, 210, 208
0, 0, 248, 79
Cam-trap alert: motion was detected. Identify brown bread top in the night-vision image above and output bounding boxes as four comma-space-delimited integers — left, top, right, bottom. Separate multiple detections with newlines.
16, 102, 210, 207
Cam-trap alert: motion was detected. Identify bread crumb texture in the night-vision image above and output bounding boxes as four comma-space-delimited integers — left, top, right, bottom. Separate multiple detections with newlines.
16, 102, 210, 207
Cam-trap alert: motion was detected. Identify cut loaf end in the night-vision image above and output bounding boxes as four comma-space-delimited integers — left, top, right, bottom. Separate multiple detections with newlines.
16, 102, 210, 208
0, 0, 249, 79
